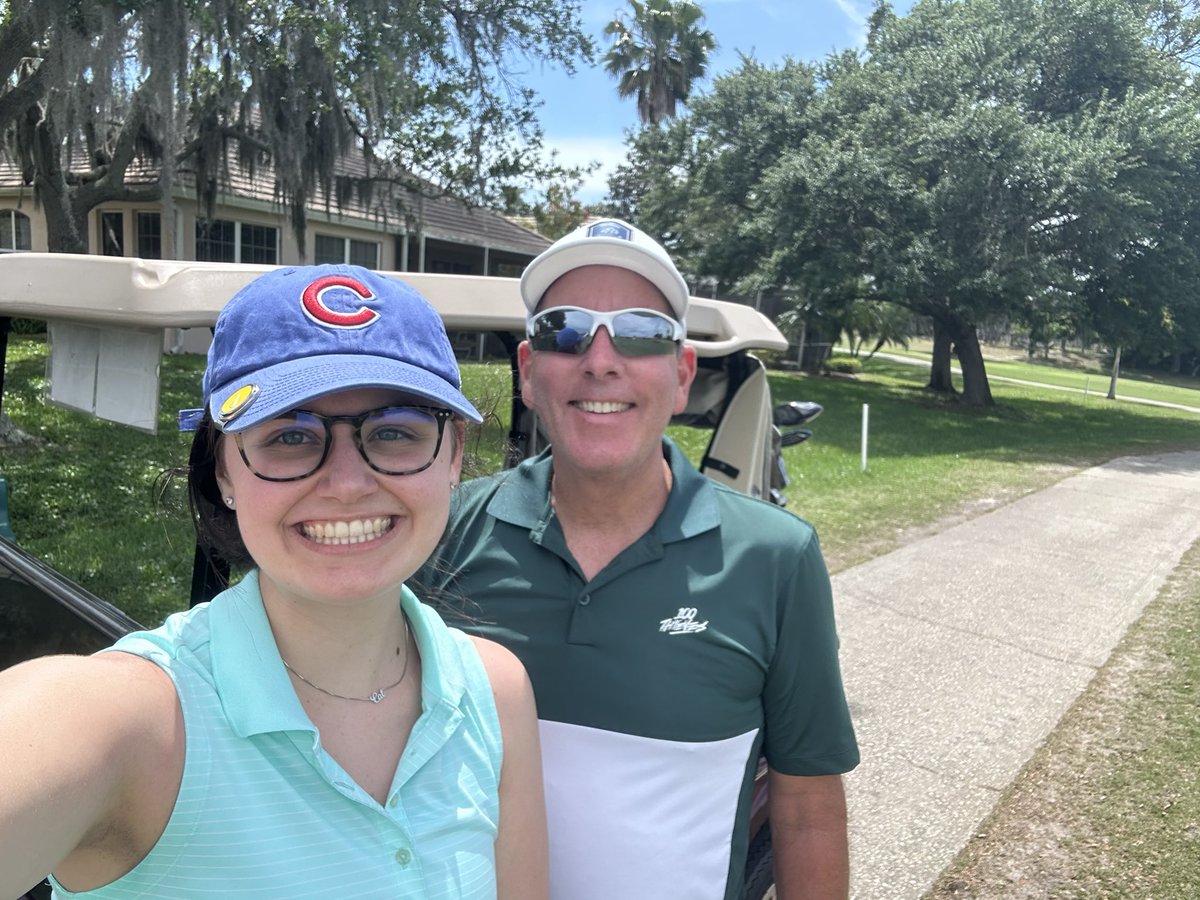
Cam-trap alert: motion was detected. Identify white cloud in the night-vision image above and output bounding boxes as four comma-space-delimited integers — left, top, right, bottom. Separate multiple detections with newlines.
832, 0, 872, 48
543, 133, 632, 204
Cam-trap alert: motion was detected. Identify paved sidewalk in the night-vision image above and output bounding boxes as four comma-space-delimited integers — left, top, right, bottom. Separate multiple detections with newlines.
833, 449, 1200, 898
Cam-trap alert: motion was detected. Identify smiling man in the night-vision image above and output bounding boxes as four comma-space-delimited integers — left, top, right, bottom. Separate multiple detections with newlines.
422, 220, 859, 900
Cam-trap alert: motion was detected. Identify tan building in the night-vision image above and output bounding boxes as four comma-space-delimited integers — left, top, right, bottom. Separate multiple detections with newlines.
0, 153, 549, 276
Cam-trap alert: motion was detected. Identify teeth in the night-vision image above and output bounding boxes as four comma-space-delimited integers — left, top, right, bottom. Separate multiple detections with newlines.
576, 400, 631, 414
302, 517, 393, 545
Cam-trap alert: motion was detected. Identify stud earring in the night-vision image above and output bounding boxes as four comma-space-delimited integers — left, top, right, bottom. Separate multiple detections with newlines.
224, 496, 235, 508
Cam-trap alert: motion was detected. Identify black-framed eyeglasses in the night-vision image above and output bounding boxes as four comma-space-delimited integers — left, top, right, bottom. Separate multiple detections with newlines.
526, 306, 684, 357
232, 406, 453, 482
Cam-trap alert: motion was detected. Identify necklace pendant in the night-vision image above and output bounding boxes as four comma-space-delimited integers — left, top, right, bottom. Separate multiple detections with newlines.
368, 689, 386, 704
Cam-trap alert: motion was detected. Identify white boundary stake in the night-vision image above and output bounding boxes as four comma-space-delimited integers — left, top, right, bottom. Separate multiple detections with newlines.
861, 403, 870, 473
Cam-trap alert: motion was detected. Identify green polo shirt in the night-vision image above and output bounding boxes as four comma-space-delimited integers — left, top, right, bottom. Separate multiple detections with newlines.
421, 439, 858, 900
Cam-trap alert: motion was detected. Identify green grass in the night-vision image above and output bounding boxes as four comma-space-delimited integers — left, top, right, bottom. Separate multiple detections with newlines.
1, 339, 202, 625
1082, 556, 1200, 894
870, 342, 1200, 408
3, 334, 1200, 623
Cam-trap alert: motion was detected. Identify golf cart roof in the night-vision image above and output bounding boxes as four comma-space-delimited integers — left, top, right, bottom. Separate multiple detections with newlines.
0, 253, 786, 357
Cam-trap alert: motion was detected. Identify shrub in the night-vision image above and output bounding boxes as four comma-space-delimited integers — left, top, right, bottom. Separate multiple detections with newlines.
824, 356, 862, 376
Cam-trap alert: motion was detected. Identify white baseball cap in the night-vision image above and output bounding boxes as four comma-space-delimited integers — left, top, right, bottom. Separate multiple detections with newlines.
520, 219, 690, 324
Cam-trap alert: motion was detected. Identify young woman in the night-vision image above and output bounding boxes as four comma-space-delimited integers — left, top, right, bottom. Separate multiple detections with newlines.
0, 265, 547, 899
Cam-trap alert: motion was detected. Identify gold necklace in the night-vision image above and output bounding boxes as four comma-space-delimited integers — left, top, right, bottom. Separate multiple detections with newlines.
281, 618, 410, 704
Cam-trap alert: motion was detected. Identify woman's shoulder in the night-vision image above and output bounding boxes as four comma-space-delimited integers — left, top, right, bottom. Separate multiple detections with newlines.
465, 635, 530, 699
3, 651, 175, 715
8, 652, 175, 724
465, 636, 536, 721
0, 651, 181, 776
464, 636, 539, 755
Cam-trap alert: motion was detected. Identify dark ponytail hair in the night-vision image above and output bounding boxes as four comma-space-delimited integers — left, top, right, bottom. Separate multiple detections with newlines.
187, 414, 252, 570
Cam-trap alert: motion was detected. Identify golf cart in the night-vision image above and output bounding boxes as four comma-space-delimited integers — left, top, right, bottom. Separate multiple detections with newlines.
0, 253, 819, 900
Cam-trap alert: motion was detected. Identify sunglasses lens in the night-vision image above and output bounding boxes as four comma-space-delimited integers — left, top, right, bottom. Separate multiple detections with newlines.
610, 311, 680, 356
529, 308, 680, 357
529, 308, 594, 354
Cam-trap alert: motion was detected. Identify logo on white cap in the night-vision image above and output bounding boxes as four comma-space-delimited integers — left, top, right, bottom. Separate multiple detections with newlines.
587, 221, 633, 240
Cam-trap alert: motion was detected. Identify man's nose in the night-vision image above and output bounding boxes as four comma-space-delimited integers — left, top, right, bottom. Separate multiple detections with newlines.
582, 325, 622, 370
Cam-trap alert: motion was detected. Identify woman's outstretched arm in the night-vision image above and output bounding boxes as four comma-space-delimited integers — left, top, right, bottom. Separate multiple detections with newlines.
0, 653, 182, 897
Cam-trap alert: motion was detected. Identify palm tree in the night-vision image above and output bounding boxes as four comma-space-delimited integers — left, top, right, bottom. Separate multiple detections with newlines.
603, 0, 716, 126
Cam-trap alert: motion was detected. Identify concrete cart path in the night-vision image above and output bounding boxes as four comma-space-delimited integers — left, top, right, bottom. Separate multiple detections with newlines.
833, 449, 1200, 898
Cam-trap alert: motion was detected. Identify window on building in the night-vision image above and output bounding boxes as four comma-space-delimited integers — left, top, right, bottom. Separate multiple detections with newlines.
196, 219, 236, 262
348, 239, 378, 269
136, 212, 162, 259
196, 219, 276, 264
240, 224, 278, 264
0, 210, 31, 253
314, 234, 342, 265
314, 234, 379, 269
100, 211, 124, 256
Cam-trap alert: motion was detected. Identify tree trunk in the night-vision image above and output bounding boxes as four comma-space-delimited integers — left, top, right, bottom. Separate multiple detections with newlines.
928, 317, 956, 393
952, 323, 994, 406
28, 68, 166, 254
929, 314, 994, 405
1107, 346, 1122, 400
29, 106, 87, 253
41, 190, 88, 253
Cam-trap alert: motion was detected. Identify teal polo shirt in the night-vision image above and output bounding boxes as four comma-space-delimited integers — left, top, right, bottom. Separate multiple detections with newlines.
424, 438, 859, 900
52, 570, 502, 899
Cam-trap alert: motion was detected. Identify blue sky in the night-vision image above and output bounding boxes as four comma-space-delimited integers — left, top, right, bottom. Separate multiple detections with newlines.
518, 0, 908, 203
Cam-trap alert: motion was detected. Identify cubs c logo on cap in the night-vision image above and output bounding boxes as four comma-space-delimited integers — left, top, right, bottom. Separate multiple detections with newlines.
587, 220, 633, 240
301, 275, 381, 329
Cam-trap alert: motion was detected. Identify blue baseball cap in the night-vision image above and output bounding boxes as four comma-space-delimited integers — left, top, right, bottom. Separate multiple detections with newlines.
179, 265, 481, 433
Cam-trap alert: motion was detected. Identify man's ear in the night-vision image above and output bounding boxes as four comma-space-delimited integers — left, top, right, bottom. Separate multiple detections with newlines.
517, 340, 537, 411
673, 344, 698, 416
